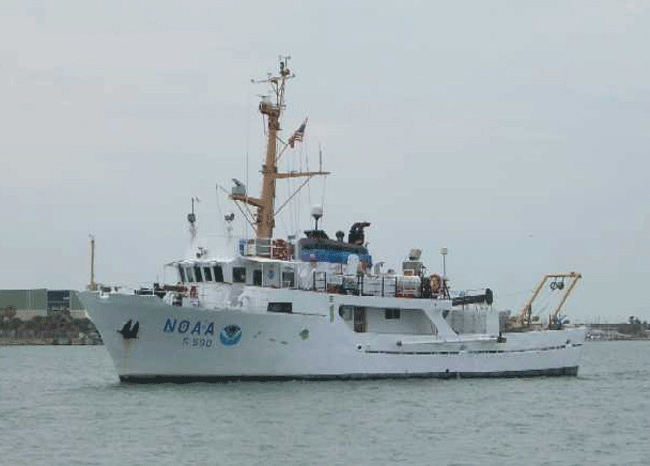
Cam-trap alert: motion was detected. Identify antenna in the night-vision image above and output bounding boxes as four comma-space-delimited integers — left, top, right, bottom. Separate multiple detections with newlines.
279, 55, 292, 76
188, 197, 199, 241
319, 143, 323, 172
251, 55, 295, 85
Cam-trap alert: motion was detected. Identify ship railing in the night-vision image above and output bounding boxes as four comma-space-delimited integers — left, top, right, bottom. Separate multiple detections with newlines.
307, 272, 424, 298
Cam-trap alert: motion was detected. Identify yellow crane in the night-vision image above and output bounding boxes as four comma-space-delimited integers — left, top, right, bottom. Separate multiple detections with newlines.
513, 272, 582, 329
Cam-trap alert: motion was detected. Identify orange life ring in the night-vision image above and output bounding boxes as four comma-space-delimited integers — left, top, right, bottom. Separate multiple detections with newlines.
430, 274, 442, 293
189, 286, 198, 298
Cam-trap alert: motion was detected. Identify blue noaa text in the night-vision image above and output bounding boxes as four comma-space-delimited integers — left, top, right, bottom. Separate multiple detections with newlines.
164, 318, 242, 347
163, 318, 215, 336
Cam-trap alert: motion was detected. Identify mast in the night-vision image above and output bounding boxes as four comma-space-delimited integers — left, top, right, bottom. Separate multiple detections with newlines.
257, 66, 283, 240
231, 57, 329, 241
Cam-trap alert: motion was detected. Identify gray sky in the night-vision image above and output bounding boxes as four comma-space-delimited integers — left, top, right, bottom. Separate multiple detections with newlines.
1, 1, 649, 322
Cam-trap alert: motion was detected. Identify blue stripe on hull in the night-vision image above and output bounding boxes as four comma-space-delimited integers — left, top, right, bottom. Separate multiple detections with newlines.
119, 366, 579, 383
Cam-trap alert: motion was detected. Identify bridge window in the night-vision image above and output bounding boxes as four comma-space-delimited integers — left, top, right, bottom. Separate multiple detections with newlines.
178, 266, 186, 283
213, 265, 224, 283
194, 266, 203, 283
233, 267, 246, 283
186, 267, 195, 283
203, 266, 213, 282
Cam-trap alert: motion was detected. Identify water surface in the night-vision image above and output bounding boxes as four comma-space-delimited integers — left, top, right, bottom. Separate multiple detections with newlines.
1, 342, 649, 465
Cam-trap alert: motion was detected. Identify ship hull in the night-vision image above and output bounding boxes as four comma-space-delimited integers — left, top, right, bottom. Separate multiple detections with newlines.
80, 292, 585, 382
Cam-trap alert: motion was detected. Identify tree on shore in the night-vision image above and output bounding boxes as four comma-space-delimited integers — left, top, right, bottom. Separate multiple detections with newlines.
1, 305, 17, 321
0, 313, 98, 342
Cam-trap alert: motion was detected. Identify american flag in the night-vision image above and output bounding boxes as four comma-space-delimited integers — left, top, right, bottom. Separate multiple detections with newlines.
288, 118, 308, 148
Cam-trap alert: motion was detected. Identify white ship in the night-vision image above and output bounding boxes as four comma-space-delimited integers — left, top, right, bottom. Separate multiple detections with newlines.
80, 59, 585, 383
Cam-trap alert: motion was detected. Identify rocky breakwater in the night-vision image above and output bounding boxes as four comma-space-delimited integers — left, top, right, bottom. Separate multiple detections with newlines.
0, 309, 102, 345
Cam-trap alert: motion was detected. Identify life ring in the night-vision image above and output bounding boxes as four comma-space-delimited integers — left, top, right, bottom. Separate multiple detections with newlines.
189, 286, 198, 298
430, 274, 442, 294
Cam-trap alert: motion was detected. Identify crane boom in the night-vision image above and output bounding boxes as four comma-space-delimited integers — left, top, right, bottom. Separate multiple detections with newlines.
515, 272, 582, 328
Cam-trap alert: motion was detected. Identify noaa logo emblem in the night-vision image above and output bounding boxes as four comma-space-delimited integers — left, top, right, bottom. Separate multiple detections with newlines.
220, 325, 242, 346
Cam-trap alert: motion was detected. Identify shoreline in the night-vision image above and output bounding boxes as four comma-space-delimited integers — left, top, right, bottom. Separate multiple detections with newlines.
0, 338, 102, 346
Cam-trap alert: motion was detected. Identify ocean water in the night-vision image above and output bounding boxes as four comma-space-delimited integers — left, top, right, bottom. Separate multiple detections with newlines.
1, 342, 649, 466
